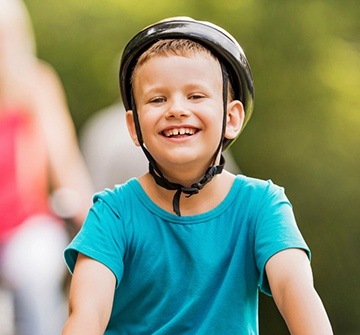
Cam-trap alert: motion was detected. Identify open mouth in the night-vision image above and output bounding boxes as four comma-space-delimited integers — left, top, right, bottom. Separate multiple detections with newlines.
162, 127, 198, 138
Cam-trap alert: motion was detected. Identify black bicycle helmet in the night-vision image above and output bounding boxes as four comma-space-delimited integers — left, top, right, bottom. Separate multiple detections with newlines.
119, 17, 254, 215
120, 16, 254, 149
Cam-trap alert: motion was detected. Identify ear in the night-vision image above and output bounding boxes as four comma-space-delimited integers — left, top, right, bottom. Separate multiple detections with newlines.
125, 110, 141, 147
224, 100, 245, 140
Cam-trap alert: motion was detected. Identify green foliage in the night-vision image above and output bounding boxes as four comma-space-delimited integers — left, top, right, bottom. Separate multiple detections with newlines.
25, 0, 360, 333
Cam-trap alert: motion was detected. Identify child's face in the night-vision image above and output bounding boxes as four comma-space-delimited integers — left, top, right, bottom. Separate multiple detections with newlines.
127, 53, 236, 175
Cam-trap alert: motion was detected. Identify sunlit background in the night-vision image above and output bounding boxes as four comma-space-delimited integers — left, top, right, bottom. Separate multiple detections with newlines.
25, 0, 360, 334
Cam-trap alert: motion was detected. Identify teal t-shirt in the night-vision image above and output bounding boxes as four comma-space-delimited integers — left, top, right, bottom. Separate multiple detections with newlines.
64, 175, 310, 334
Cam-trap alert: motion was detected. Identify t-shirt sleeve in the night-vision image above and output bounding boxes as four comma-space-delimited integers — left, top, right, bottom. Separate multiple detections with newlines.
254, 181, 311, 295
64, 193, 126, 287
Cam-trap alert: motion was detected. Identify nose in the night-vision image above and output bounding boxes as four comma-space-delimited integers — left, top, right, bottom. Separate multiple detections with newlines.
165, 97, 190, 119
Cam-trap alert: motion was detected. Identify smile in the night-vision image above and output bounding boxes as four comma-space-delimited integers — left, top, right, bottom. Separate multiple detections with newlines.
162, 127, 198, 138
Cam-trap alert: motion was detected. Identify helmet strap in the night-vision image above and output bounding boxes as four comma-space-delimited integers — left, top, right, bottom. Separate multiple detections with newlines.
129, 62, 229, 216
149, 155, 225, 216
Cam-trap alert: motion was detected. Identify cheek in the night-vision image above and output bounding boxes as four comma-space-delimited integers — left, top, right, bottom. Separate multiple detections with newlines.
211, 117, 226, 147
137, 112, 158, 142
207, 109, 225, 135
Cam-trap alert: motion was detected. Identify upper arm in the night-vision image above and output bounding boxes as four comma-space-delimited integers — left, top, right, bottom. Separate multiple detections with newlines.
266, 248, 313, 303
32, 62, 94, 224
32, 62, 78, 154
67, 253, 116, 333
265, 249, 333, 334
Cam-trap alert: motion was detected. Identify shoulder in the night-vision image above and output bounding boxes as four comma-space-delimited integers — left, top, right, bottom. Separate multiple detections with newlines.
22, 60, 68, 113
92, 179, 139, 216
36, 60, 61, 80
232, 175, 293, 225
29, 61, 67, 99
235, 174, 285, 200
27, 61, 62, 90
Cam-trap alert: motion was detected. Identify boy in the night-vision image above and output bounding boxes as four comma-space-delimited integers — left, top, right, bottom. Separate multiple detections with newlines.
62, 17, 333, 334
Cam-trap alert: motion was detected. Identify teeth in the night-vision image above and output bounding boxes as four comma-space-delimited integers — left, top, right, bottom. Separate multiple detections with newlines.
163, 127, 196, 137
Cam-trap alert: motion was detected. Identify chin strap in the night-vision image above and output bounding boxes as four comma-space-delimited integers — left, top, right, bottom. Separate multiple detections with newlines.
149, 154, 226, 216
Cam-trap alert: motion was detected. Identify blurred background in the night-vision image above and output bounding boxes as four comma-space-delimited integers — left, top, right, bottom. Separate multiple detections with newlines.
23, 0, 360, 334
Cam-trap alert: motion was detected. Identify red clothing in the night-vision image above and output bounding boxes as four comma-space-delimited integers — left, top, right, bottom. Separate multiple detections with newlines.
0, 108, 51, 242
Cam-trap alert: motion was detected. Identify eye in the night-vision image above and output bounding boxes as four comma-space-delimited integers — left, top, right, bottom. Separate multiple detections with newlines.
149, 96, 166, 104
188, 93, 206, 100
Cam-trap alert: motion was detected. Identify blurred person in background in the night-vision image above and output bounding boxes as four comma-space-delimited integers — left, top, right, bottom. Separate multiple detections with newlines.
0, 0, 94, 334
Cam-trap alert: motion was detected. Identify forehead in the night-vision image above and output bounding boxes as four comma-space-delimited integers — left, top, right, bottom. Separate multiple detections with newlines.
133, 53, 222, 89
134, 50, 220, 85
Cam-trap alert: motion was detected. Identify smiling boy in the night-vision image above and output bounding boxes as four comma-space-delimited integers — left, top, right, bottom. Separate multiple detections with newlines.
62, 17, 333, 334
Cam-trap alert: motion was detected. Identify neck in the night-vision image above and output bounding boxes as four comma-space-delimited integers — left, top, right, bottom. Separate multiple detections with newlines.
139, 170, 235, 216
148, 155, 226, 216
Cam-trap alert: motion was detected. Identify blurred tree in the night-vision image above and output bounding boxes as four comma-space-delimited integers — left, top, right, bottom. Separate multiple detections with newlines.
25, 0, 360, 333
